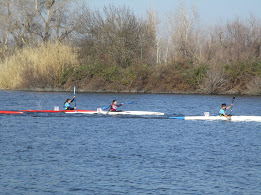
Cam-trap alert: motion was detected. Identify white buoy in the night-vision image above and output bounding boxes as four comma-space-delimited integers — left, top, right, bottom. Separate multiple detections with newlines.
204, 112, 210, 117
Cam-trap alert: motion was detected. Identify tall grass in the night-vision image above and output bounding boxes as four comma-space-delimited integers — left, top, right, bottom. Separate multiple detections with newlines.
0, 42, 79, 89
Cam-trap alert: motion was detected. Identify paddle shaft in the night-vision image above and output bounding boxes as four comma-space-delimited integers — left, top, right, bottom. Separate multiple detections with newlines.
74, 85, 76, 108
230, 95, 235, 114
124, 102, 134, 105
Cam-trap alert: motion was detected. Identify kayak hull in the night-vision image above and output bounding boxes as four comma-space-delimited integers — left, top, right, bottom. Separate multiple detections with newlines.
20, 109, 97, 114
98, 111, 164, 115
169, 116, 261, 122
0, 111, 24, 114
63, 110, 97, 114
65, 110, 164, 115
20, 110, 61, 113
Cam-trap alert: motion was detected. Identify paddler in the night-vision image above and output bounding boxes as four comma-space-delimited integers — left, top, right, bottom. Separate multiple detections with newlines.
219, 103, 233, 118
64, 96, 76, 110
110, 100, 124, 112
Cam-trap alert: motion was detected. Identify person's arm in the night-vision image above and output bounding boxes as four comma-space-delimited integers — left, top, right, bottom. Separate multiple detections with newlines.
223, 113, 231, 119
71, 96, 75, 103
117, 103, 124, 107
226, 104, 233, 109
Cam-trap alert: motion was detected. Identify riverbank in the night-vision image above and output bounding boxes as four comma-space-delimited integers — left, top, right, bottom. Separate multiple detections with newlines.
0, 42, 260, 96
4, 87, 260, 96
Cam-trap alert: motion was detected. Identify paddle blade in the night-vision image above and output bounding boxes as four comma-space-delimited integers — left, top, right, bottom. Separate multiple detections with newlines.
124, 102, 134, 105
74, 85, 76, 108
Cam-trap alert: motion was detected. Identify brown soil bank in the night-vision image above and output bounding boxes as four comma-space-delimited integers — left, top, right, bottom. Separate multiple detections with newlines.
5, 63, 261, 95
0, 43, 260, 95
57, 61, 261, 95
1, 62, 261, 95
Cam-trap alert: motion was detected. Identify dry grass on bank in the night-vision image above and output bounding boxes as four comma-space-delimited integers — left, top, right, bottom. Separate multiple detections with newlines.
0, 42, 79, 89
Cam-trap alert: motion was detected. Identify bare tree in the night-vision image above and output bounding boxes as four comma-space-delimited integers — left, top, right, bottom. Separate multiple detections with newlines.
147, 9, 159, 65
34, 0, 80, 42
0, 0, 34, 47
78, 5, 157, 68
0, 0, 82, 48
0, 30, 9, 59
168, 4, 201, 64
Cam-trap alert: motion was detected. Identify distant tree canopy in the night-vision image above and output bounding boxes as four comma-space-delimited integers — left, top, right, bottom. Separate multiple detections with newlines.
76, 5, 157, 68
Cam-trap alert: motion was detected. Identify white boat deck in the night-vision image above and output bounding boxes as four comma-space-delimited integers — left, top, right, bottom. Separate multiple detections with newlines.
169, 116, 261, 122
65, 110, 164, 116
98, 111, 164, 115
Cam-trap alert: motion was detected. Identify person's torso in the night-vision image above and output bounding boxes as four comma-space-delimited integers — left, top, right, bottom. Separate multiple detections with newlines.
110, 104, 117, 111
219, 108, 226, 115
64, 102, 70, 109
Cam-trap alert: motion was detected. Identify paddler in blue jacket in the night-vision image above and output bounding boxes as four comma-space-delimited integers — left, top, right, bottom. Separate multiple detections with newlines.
219, 103, 233, 118
64, 96, 76, 110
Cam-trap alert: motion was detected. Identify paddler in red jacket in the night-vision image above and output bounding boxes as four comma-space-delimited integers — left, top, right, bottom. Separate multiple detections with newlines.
110, 100, 124, 112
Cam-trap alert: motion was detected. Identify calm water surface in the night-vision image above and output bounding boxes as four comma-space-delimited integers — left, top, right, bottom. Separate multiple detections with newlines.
1, 90, 261, 194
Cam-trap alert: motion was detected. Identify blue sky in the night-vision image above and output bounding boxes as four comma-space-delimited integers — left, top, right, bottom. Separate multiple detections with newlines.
84, 0, 261, 24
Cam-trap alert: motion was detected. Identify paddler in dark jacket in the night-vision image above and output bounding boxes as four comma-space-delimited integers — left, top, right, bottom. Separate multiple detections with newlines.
110, 100, 124, 112
64, 96, 76, 110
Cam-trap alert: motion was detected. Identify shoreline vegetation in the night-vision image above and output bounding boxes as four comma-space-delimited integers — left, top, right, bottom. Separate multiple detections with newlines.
0, 2, 261, 95
3, 88, 261, 96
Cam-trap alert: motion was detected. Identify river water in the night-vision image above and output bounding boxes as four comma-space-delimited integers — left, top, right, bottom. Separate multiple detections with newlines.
1, 90, 261, 194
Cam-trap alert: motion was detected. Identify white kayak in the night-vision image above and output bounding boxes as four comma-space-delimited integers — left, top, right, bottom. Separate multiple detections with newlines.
169, 116, 261, 122
98, 111, 164, 115
65, 109, 164, 116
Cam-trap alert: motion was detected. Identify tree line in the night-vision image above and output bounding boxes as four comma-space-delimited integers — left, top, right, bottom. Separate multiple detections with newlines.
0, 0, 260, 94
